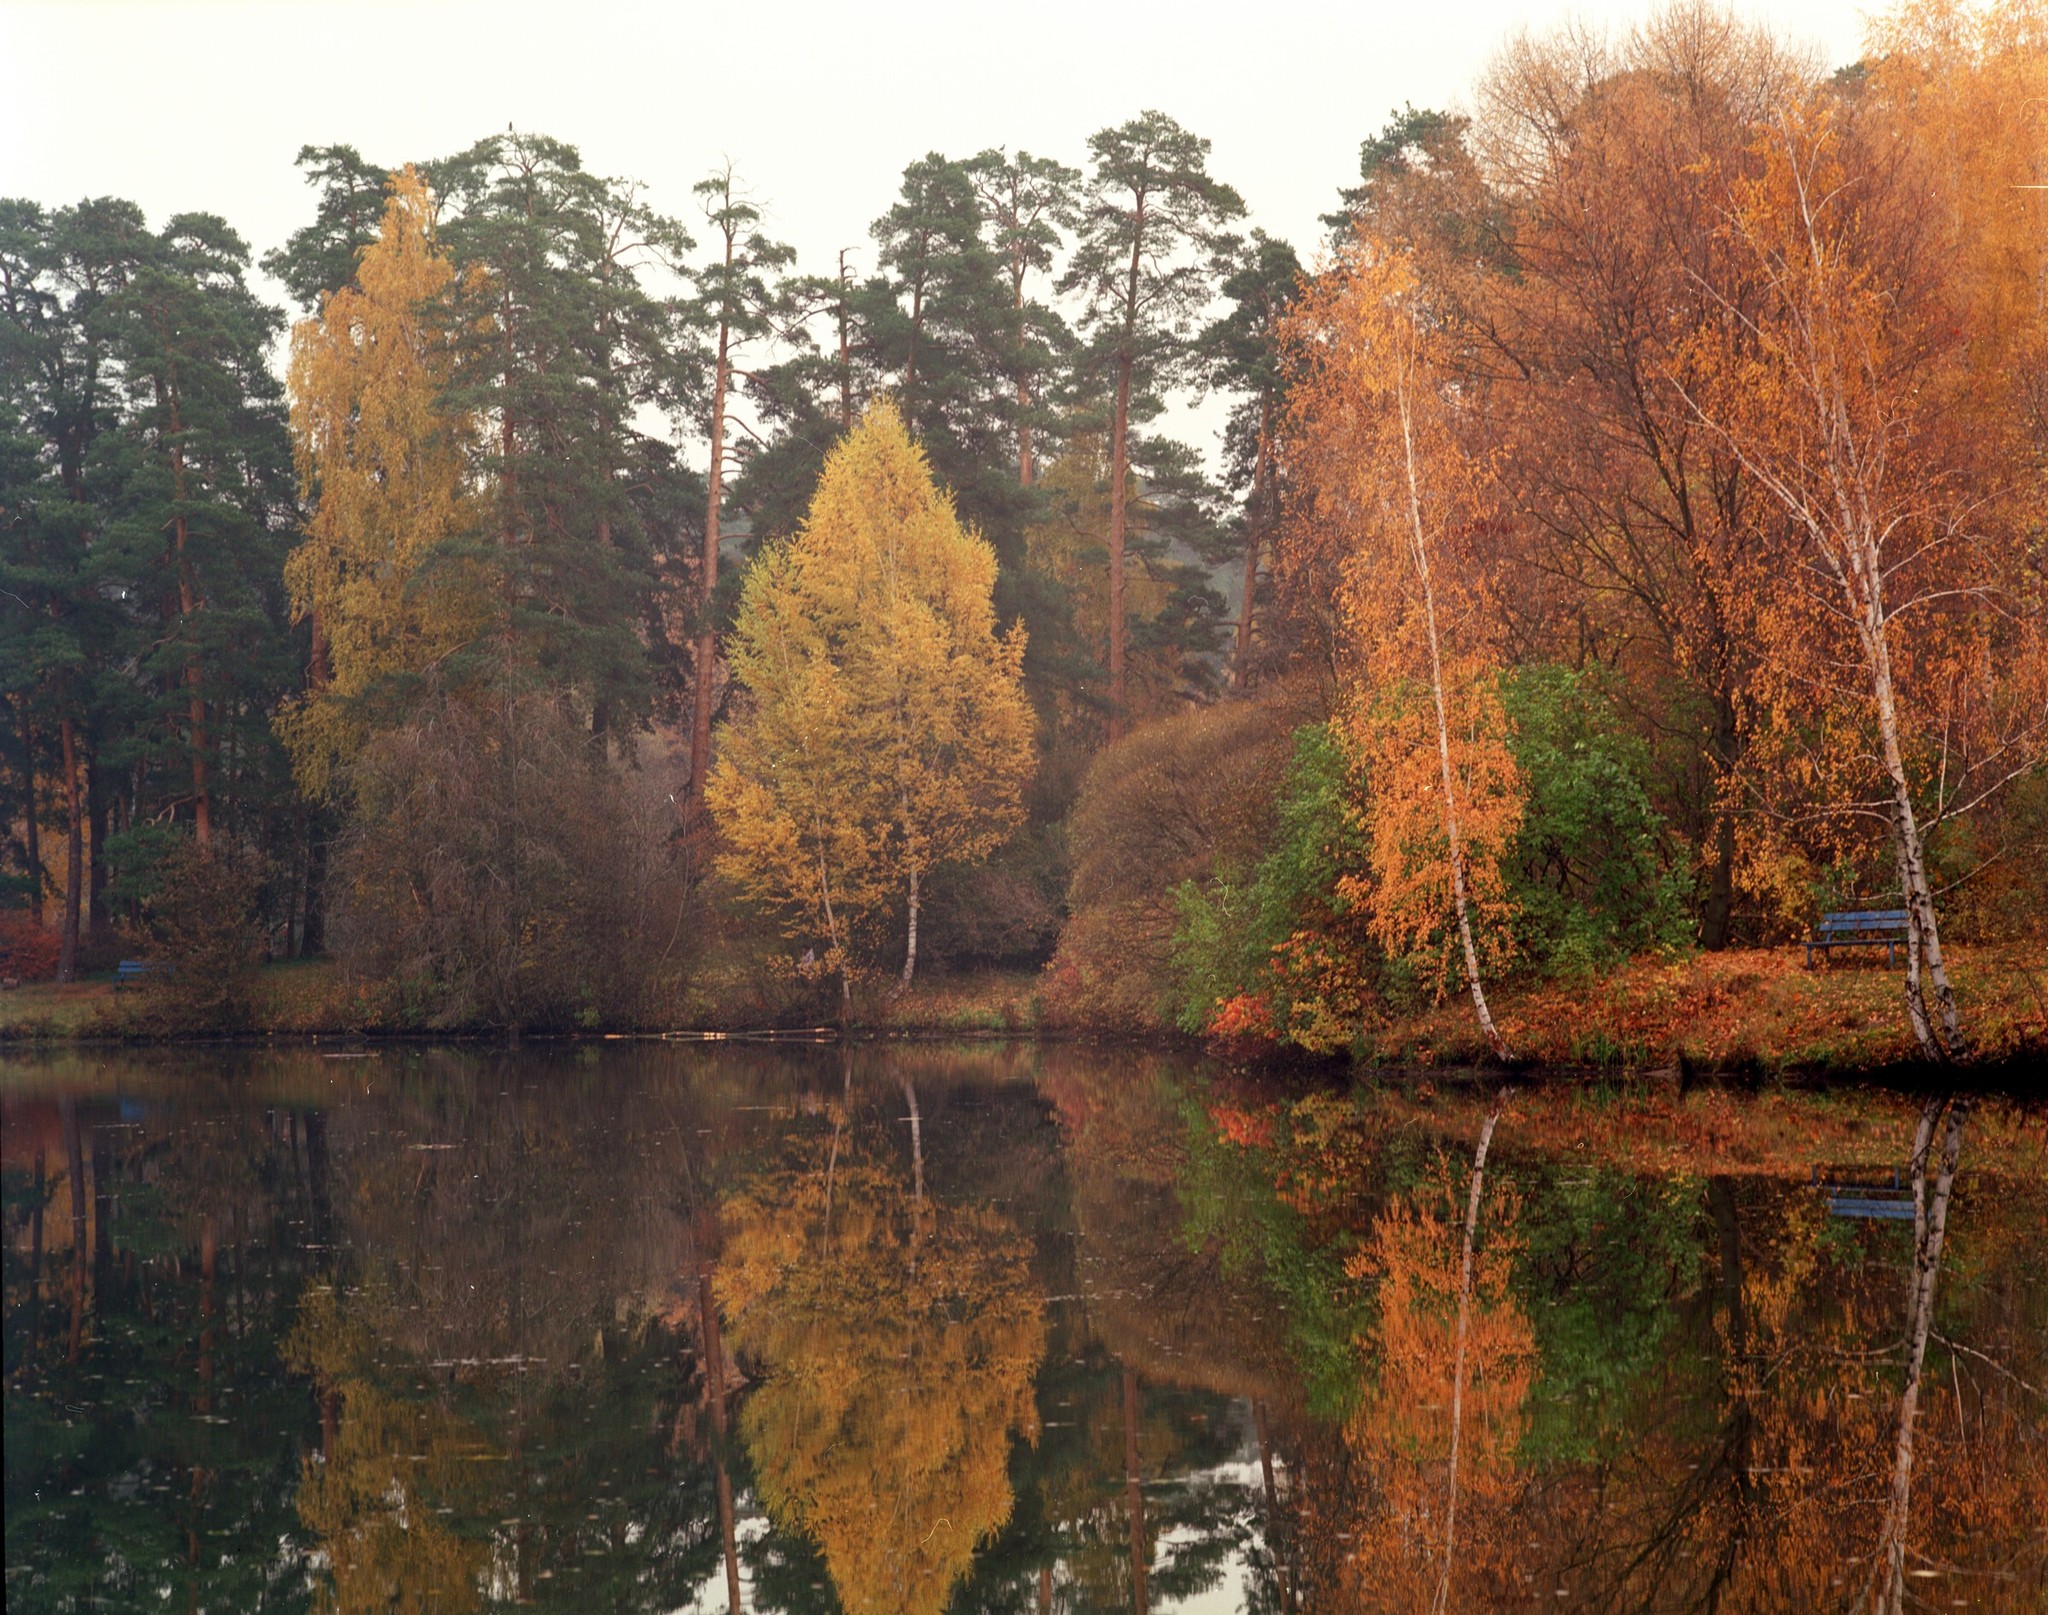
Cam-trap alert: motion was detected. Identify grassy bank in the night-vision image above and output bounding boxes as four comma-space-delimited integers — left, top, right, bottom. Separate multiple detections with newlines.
0, 960, 1053, 1044
1346, 944, 2048, 1076
4, 945, 2040, 1076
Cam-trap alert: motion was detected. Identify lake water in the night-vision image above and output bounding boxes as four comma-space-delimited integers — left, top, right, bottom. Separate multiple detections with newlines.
3, 1043, 2042, 1613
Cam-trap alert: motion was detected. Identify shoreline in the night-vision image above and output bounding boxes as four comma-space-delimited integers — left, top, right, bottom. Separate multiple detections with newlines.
4, 944, 2042, 1083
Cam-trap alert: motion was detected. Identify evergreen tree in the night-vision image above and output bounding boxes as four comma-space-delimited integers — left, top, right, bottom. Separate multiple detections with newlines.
1202, 229, 1301, 687
684, 165, 794, 817
1060, 112, 1243, 739
263, 143, 391, 309
964, 148, 1080, 490
862, 154, 1021, 543
4, 198, 302, 972
99, 211, 298, 853
433, 131, 694, 726
0, 199, 149, 970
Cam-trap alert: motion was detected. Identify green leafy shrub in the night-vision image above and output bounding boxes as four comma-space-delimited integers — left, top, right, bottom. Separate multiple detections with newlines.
1171, 721, 1382, 1050
1502, 665, 1692, 975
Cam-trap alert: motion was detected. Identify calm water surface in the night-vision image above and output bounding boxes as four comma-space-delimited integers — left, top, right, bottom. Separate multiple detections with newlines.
3, 1044, 2043, 1612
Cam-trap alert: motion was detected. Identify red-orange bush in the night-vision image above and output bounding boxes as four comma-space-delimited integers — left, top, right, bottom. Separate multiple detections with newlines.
0, 913, 61, 981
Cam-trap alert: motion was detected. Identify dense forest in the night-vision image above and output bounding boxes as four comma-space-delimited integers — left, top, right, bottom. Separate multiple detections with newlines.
3, 0, 2043, 1059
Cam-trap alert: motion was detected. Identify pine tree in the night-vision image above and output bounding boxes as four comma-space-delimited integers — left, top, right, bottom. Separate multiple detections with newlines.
433, 131, 692, 723
263, 145, 392, 310
684, 165, 794, 819
6, 197, 302, 971
1060, 112, 1243, 740
1202, 229, 1301, 688
101, 212, 298, 853
965, 148, 1080, 489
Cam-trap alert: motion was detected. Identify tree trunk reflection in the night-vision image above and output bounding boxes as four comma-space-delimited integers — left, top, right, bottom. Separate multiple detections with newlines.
1869, 1095, 1968, 1615
1124, 1364, 1147, 1615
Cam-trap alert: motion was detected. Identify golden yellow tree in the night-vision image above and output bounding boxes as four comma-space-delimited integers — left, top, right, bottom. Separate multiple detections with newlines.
280, 166, 487, 797
283, 1284, 492, 1615
716, 1127, 1045, 1615
709, 400, 1035, 991
1284, 241, 1523, 1055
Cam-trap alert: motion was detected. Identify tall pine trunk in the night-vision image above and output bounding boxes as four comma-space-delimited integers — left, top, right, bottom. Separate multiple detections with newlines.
163, 382, 212, 848
1018, 373, 1034, 486
837, 250, 854, 432
1104, 207, 1145, 745
65, 1100, 86, 1364
1014, 267, 1035, 486
18, 703, 43, 926
698, 1270, 744, 1614
26, 1147, 44, 1378
1234, 394, 1273, 690
1106, 349, 1133, 742
87, 752, 111, 955
57, 717, 82, 983
688, 303, 732, 822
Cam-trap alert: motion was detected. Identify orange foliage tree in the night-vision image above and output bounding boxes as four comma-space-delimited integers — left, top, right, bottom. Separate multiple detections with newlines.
1340, 1137, 1535, 1610
1464, 9, 1817, 947
1284, 241, 1522, 1055
1675, 87, 2048, 1061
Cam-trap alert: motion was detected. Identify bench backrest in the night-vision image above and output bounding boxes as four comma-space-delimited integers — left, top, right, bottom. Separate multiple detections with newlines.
116, 960, 150, 978
1816, 910, 1908, 934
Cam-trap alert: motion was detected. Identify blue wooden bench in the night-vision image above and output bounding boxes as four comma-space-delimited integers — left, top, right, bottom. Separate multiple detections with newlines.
1826, 1187, 1917, 1220
1814, 1167, 1917, 1220
1805, 909, 1909, 967
113, 959, 155, 994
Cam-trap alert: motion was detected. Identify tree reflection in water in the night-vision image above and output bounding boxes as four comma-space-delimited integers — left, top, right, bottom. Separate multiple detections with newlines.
1233, 1083, 2046, 1613
716, 1071, 1045, 1615
2, 1048, 2041, 1614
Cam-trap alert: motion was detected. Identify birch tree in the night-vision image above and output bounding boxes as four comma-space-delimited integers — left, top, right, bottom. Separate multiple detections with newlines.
1679, 100, 2048, 1061
1285, 241, 1521, 1057
708, 402, 1033, 996
282, 167, 486, 798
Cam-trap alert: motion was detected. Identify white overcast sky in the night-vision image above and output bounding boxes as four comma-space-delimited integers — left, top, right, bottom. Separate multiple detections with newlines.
2, 0, 1873, 460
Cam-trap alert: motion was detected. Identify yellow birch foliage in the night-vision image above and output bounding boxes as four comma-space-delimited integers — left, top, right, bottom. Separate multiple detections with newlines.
280, 167, 487, 797
1283, 241, 1523, 991
283, 1284, 492, 1615
716, 1137, 1045, 1615
1681, 89, 2046, 1011
709, 401, 1034, 966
